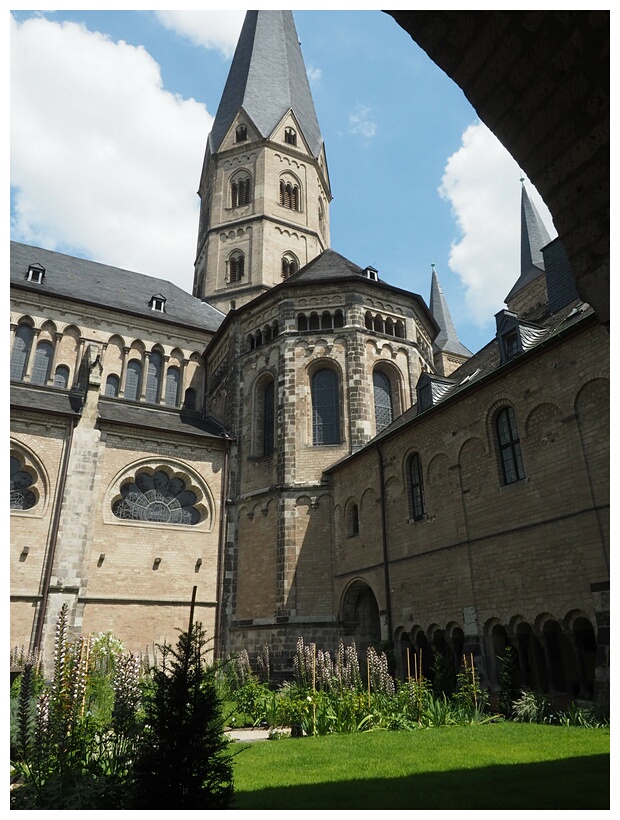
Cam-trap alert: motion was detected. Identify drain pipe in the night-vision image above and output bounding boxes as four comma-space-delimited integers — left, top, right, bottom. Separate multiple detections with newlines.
376, 443, 393, 646
213, 433, 233, 661
33, 415, 76, 655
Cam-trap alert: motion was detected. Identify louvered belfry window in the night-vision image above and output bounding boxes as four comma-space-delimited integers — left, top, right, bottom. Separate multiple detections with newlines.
231, 177, 250, 208
279, 180, 299, 210
230, 254, 244, 282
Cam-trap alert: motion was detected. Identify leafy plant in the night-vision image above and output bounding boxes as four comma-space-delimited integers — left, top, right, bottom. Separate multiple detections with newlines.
512, 689, 552, 723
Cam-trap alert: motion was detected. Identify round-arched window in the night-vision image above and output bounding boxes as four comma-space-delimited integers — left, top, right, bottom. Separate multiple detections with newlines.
112, 470, 202, 525
10, 455, 38, 511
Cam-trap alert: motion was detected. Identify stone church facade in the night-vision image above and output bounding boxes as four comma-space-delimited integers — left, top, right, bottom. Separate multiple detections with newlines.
10, 11, 609, 702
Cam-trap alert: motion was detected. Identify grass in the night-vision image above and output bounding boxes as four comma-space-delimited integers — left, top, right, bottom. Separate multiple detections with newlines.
231, 723, 609, 810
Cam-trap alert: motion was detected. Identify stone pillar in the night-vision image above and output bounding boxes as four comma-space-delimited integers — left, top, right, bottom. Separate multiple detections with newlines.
22, 328, 41, 383
47, 331, 63, 386
118, 347, 130, 397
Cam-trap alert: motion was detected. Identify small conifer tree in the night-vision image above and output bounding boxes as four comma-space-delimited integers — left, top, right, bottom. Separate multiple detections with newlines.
129, 621, 233, 809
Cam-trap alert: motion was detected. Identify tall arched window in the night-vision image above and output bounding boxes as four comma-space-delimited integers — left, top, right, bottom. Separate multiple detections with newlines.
311, 368, 340, 445
184, 388, 196, 411
145, 351, 163, 404
231, 175, 251, 208
260, 378, 275, 456
408, 453, 425, 521
229, 252, 245, 283
11, 324, 34, 381
105, 374, 120, 398
31, 341, 53, 386
284, 127, 297, 146
496, 406, 525, 484
124, 360, 142, 402
53, 365, 70, 389
165, 367, 180, 407
373, 370, 393, 433
347, 501, 359, 537
235, 125, 247, 142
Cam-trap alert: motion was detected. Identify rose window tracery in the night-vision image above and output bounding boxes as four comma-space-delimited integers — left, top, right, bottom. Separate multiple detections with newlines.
10, 455, 38, 511
112, 469, 202, 525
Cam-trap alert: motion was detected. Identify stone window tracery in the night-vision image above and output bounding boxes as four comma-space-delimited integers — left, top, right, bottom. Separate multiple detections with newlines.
10, 454, 38, 511
311, 367, 340, 445
112, 469, 202, 525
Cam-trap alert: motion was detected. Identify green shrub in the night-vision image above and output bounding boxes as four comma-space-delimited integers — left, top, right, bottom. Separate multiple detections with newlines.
512, 689, 552, 723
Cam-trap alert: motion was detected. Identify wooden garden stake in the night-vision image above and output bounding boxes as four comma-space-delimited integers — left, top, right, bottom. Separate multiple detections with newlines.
312, 643, 316, 736
407, 646, 411, 680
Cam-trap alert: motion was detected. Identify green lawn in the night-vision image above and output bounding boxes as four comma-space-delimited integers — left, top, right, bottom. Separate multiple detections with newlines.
231, 724, 609, 810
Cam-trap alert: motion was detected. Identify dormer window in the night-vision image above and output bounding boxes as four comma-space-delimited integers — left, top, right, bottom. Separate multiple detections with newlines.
27, 263, 45, 284
149, 294, 166, 313
284, 127, 297, 146
363, 266, 378, 281
504, 330, 519, 359
235, 125, 247, 142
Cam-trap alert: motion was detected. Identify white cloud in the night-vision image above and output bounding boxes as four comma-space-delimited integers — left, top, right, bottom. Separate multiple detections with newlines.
10, 15, 213, 292
307, 65, 322, 86
439, 122, 556, 326
348, 104, 377, 139
154, 10, 245, 59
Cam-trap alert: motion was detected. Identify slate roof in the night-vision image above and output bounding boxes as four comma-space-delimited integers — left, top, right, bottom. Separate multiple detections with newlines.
207, 11, 323, 157
429, 267, 472, 357
11, 383, 82, 417
10, 241, 224, 333
97, 399, 229, 440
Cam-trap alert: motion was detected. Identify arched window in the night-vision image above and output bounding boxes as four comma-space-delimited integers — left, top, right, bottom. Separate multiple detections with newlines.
281, 255, 298, 279
255, 377, 275, 457
279, 179, 300, 211
229, 252, 245, 283
53, 365, 70, 389
496, 406, 525, 484
184, 388, 196, 411
334, 310, 344, 328
235, 124, 247, 142
145, 351, 163, 404
297, 313, 308, 332
365, 312, 373, 330
311, 368, 340, 445
112, 469, 202, 525
284, 127, 297, 146
105, 374, 120, 398
309, 312, 320, 331
31, 341, 53, 386
373, 370, 393, 433
124, 360, 142, 402
347, 502, 359, 537
10, 454, 38, 511
11, 324, 34, 381
321, 311, 333, 330
231, 175, 251, 208
408, 453, 425, 521
165, 367, 180, 407
373, 315, 384, 333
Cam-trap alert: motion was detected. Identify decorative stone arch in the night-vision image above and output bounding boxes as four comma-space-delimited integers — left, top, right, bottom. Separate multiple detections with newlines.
563, 609, 597, 699
38, 319, 58, 342
106, 458, 214, 531
10, 440, 50, 516
395, 627, 415, 680
340, 578, 381, 653
524, 401, 564, 439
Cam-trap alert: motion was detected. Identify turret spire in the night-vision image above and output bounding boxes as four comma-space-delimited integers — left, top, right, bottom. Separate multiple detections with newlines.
505, 180, 553, 304
430, 265, 471, 359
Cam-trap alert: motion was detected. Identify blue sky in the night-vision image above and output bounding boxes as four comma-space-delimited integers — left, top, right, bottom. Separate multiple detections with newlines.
10, 7, 557, 355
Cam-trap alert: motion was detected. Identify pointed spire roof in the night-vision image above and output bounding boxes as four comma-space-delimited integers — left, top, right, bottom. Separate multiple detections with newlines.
506, 180, 553, 302
430, 265, 471, 357
208, 11, 323, 157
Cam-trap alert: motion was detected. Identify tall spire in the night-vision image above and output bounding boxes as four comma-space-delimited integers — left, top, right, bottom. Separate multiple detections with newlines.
430, 264, 471, 359
208, 11, 323, 158
506, 179, 553, 303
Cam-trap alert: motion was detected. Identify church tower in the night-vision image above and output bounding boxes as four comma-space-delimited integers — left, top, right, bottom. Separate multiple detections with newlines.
193, 11, 332, 313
